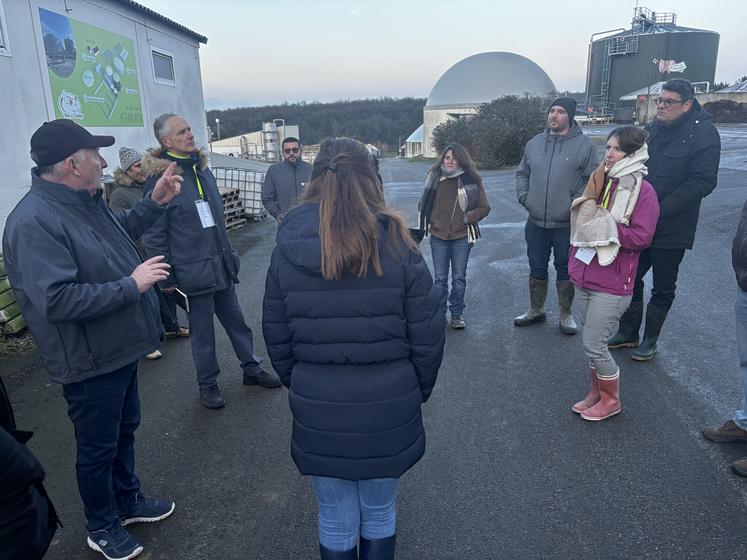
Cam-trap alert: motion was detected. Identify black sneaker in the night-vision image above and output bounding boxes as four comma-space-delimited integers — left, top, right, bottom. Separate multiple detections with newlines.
120, 494, 175, 526
87, 525, 143, 560
199, 385, 226, 408
242, 368, 282, 388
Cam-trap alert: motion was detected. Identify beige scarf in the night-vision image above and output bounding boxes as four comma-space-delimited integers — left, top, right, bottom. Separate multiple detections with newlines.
570, 145, 648, 266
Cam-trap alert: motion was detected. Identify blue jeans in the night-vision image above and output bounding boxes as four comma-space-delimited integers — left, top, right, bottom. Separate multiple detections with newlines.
62, 363, 142, 532
734, 289, 747, 430
524, 221, 570, 281
312, 476, 399, 551
429, 236, 472, 315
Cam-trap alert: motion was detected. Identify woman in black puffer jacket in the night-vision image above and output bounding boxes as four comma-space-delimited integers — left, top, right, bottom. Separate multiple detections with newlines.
263, 137, 445, 560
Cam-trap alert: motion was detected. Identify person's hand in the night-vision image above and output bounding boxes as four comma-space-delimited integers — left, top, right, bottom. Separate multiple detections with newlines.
161, 286, 176, 294
131, 256, 171, 293
151, 162, 183, 206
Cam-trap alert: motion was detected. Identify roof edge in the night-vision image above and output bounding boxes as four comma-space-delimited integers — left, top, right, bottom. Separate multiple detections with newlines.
114, 0, 207, 44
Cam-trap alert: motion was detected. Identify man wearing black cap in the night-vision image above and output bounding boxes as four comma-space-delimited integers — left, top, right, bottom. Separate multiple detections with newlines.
2, 119, 183, 560
515, 97, 599, 335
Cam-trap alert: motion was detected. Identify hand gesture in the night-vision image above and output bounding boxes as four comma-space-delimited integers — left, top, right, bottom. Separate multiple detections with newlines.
131, 256, 171, 293
151, 162, 183, 206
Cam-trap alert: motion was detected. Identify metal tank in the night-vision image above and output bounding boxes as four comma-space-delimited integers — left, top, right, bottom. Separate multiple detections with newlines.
262, 121, 280, 162
585, 7, 719, 115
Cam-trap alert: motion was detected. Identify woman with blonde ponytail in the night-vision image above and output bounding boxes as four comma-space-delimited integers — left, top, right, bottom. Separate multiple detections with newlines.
262, 138, 445, 560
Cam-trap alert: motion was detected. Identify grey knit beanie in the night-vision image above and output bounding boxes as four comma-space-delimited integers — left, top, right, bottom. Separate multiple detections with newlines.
119, 146, 143, 171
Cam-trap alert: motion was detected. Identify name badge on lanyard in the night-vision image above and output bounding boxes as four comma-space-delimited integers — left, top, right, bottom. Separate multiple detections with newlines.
195, 200, 216, 228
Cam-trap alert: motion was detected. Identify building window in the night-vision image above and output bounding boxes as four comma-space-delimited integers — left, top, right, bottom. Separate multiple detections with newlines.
0, 1, 11, 57
151, 48, 175, 85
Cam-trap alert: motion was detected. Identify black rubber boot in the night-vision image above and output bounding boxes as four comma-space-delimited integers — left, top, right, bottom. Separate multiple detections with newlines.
632, 304, 668, 362
359, 535, 396, 560
514, 277, 548, 326
607, 299, 643, 349
320, 543, 358, 559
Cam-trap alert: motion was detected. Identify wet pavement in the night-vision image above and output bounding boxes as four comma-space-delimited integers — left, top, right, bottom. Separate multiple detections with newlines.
5, 125, 747, 559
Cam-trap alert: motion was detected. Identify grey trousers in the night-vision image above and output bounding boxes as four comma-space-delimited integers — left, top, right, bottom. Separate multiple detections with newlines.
576, 288, 632, 377
187, 283, 263, 388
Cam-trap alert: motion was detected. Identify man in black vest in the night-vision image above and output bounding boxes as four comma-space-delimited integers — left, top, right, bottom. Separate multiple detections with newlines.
609, 79, 721, 361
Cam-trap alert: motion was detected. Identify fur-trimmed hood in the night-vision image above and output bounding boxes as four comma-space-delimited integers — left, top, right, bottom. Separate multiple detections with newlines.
113, 168, 144, 188
141, 147, 210, 177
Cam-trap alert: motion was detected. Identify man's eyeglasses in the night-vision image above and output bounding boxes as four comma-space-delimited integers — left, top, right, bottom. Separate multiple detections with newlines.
656, 97, 686, 107
283, 147, 300, 154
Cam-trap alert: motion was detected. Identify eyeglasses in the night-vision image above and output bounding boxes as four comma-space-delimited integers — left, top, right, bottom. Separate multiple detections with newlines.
283, 147, 300, 154
656, 97, 686, 107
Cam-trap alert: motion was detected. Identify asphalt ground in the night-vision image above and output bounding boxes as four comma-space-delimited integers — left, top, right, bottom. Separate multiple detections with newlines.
4, 125, 747, 559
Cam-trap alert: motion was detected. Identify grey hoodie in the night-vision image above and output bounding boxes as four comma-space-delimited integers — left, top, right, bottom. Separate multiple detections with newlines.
516, 122, 599, 228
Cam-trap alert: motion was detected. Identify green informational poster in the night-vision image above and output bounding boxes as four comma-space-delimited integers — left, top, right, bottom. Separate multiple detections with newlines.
39, 8, 144, 127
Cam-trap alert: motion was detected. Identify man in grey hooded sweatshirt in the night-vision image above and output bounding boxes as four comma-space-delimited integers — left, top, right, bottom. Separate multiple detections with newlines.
515, 97, 599, 334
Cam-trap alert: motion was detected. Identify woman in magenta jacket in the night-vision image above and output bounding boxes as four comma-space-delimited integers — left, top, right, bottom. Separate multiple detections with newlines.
568, 126, 660, 421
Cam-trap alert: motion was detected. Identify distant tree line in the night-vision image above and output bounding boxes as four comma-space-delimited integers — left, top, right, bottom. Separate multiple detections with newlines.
206, 98, 425, 152
433, 95, 551, 167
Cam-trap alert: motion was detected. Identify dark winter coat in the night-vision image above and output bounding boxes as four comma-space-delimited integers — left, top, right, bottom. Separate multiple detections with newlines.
645, 99, 721, 249
732, 199, 747, 292
141, 148, 240, 296
0, 376, 59, 560
262, 203, 445, 480
2, 172, 163, 385
109, 169, 145, 213
516, 121, 599, 228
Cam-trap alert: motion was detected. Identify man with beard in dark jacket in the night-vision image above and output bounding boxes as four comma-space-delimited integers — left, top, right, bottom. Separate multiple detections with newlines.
515, 97, 599, 335
142, 113, 281, 410
2, 119, 183, 560
702, 200, 747, 477
609, 79, 721, 361
262, 136, 312, 222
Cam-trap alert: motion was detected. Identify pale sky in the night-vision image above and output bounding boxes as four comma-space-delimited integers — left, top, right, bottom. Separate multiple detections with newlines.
143, 0, 746, 110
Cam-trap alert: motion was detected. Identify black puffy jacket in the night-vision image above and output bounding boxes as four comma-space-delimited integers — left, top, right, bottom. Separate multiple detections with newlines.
262, 203, 445, 480
645, 100, 721, 249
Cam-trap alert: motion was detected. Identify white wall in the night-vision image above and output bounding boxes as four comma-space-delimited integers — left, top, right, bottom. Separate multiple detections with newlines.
0, 0, 207, 233
422, 107, 477, 157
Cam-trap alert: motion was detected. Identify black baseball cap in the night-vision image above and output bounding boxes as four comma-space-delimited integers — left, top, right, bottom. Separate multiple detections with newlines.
30, 119, 115, 166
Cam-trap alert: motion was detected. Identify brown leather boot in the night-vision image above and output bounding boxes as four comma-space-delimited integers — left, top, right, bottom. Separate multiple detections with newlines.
572, 366, 600, 413
702, 420, 747, 443
581, 370, 621, 421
